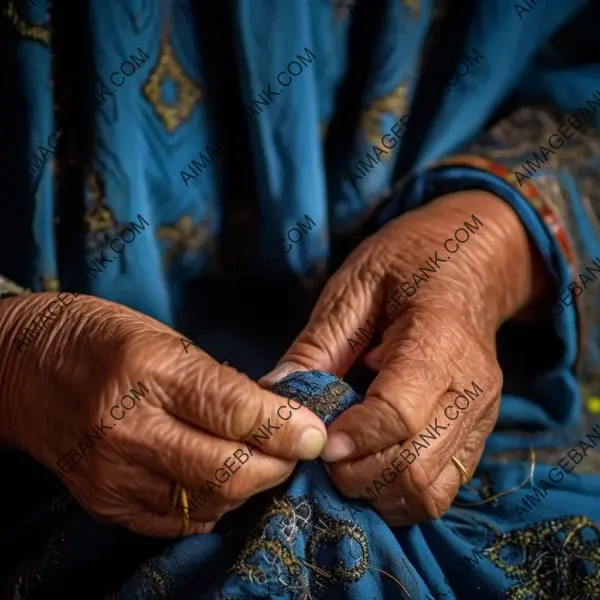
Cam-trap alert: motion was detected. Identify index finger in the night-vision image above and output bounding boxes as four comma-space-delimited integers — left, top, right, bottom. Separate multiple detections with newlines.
321, 313, 449, 462
158, 351, 327, 460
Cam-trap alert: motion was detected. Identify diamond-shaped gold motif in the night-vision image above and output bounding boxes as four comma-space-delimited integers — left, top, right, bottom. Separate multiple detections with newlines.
157, 215, 214, 264
142, 42, 202, 133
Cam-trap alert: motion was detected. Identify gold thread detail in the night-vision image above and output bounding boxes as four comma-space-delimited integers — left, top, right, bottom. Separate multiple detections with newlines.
142, 42, 201, 133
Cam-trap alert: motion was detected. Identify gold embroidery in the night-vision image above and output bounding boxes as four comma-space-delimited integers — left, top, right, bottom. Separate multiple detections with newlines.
84, 171, 118, 235
40, 276, 60, 293
1, 1, 50, 45
270, 378, 353, 424
156, 215, 214, 264
233, 495, 369, 597
360, 81, 409, 155
142, 42, 202, 133
238, 538, 302, 582
306, 512, 369, 583
403, 0, 420, 20
301, 380, 352, 421
82, 169, 121, 257
484, 516, 600, 599
135, 564, 174, 598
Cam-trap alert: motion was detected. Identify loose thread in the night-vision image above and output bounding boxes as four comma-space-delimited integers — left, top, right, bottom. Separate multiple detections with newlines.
453, 448, 536, 507
366, 566, 412, 599
296, 557, 331, 579
295, 558, 413, 599
450, 507, 503, 536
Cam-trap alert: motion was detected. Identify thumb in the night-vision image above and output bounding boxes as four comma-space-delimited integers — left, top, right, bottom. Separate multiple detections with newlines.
261, 254, 388, 384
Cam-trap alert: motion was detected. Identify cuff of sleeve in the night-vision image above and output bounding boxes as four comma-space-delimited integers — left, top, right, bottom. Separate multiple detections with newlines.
377, 155, 581, 375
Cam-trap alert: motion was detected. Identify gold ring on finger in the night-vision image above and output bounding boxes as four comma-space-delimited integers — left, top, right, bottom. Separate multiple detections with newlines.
451, 455, 471, 485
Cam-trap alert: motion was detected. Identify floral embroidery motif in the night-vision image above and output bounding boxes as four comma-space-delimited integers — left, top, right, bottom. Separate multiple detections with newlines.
233, 495, 369, 598
484, 516, 600, 599
156, 214, 214, 265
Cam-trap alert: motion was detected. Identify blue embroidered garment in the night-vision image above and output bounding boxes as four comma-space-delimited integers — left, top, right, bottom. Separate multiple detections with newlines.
1, 1, 600, 598
3, 371, 599, 599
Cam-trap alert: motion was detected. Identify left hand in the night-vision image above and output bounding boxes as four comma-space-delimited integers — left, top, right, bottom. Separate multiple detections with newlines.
261, 190, 551, 525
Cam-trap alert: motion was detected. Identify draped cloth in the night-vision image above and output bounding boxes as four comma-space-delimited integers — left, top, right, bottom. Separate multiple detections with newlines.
1, 370, 600, 599
1, 0, 600, 598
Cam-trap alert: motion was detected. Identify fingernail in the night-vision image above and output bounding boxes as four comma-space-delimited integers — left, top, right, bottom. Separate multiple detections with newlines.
322, 433, 355, 462
296, 427, 326, 460
260, 362, 301, 385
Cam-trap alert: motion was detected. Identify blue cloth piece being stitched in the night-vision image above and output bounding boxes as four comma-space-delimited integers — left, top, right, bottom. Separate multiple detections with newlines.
110, 370, 600, 599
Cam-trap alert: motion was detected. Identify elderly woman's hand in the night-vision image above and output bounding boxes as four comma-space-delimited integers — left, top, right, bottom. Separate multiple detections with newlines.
263, 190, 551, 525
0, 294, 327, 537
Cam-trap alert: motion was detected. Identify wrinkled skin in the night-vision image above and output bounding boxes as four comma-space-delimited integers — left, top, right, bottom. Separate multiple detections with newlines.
0, 296, 327, 538
263, 191, 552, 526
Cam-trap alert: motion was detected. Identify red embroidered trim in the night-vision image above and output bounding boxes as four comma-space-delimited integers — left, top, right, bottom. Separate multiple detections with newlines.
428, 155, 575, 264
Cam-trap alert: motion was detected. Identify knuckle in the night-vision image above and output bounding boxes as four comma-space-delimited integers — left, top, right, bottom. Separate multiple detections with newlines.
368, 388, 424, 440
393, 404, 423, 439
387, 323, 426, 361
403, 456, 433, 494
422, 490, 452, 521
203, 368, 264, 439
401, 413, 423, 439
285, 333, 336, 370
307, 265, 377, 336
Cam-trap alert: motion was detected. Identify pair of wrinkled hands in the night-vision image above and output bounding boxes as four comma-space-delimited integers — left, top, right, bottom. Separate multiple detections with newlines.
3, 190, 542, 537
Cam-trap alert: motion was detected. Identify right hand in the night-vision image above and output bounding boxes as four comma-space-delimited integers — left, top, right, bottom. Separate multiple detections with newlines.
0, 293, 327, 538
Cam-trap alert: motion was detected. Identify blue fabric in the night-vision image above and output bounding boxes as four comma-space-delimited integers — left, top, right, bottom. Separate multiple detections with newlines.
3, 371, 596, 599
2, 1, 600, 599
1, 0, 588, 297
121, 371, 599, 599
